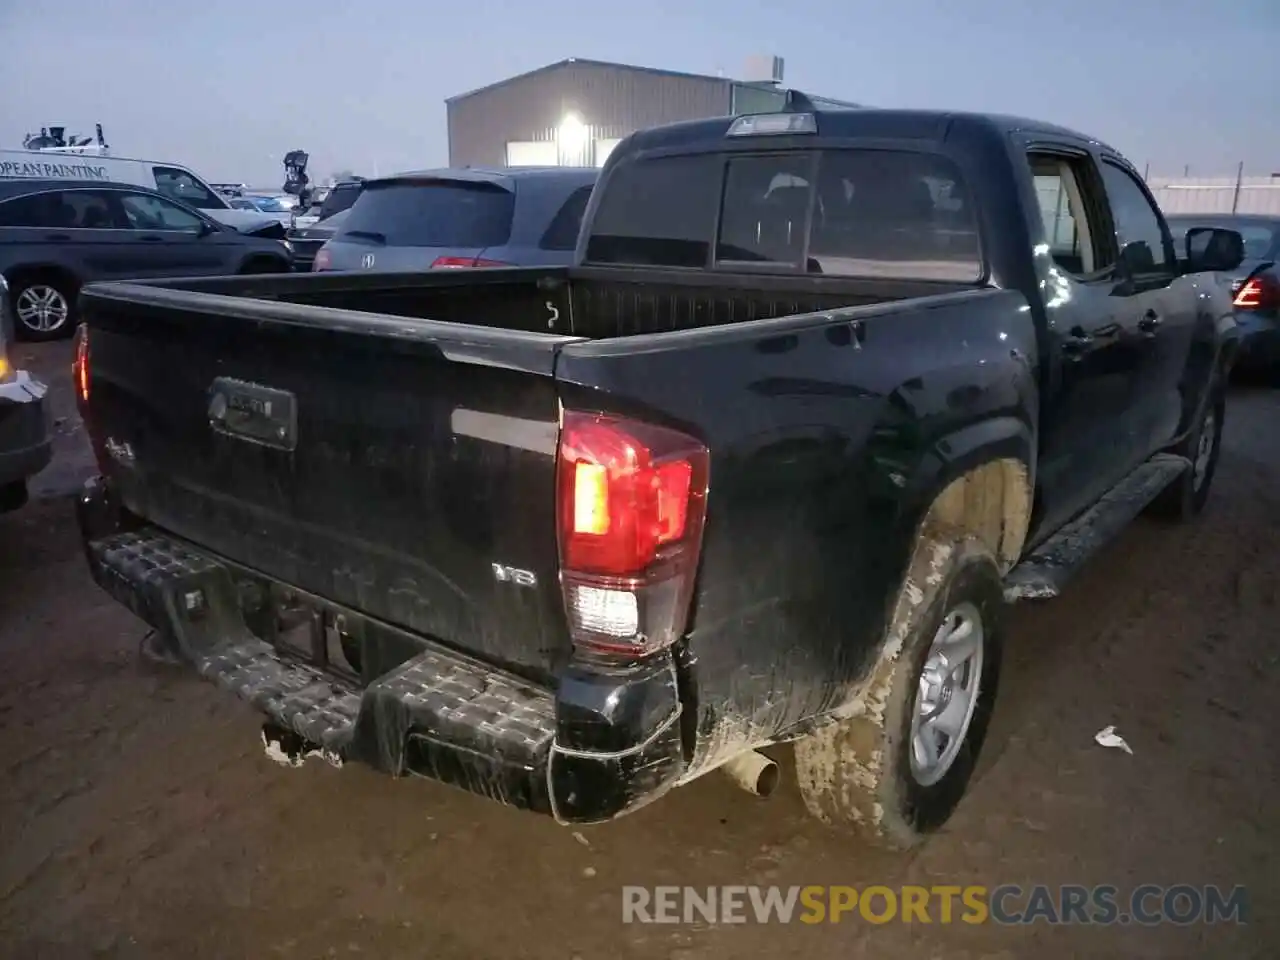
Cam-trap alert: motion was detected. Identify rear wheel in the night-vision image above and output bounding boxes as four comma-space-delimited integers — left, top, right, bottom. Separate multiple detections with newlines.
11, 274, 78, 341
0, 480, 28, 514
1149, 389, 1225, 520
794, 530, 1004, 849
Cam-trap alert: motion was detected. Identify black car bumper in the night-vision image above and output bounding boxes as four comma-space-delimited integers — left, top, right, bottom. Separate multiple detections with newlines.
1235, 312, 1280, 369
0, 372, 52, 494
286, 238, 326, 272
76, 477, 687, 822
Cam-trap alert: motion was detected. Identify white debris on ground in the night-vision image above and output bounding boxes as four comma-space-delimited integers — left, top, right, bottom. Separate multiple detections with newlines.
260, 730, 344, 769
1094, 725, 1134, 755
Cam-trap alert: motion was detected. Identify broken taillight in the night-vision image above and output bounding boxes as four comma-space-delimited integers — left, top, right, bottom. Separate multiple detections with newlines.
555, 410, 709, 657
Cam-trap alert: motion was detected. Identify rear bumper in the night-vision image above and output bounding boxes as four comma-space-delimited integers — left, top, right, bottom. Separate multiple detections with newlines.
1235, 312, 1280, 369
286, 239, 325, 272
0, 372, 52, 490
76, 477, 686, 823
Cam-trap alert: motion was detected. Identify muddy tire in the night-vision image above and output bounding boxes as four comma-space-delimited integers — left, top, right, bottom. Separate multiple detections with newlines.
794, 529, 1004, 849
1149, 389, 1225, 521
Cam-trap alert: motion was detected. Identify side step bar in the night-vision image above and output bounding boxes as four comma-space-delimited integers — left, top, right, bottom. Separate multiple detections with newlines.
1004, 453, 1190, 602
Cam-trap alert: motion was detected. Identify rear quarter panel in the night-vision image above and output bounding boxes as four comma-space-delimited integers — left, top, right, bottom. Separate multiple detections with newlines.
556, 289, 1038, 776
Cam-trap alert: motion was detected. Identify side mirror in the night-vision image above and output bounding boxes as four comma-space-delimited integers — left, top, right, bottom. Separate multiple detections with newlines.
196, 220, 218, 238
1185, 227, 1244, 273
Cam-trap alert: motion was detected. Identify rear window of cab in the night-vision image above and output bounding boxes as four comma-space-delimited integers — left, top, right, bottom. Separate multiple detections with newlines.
585, 149, 982, 282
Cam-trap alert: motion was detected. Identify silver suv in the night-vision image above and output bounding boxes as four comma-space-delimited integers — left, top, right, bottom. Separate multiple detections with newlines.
313, 167, 597, 273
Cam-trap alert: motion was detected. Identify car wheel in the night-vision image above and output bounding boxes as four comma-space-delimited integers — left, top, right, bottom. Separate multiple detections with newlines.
11, 276, 78, 341
794, 529, 1004, 849
1149, 389, 1225, 520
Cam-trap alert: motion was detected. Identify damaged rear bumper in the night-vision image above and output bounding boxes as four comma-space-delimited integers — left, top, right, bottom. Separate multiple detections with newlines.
0, 371, 52, 493
77, 477, 686, 823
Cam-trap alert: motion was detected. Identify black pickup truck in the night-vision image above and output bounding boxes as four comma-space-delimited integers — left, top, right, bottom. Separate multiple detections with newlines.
74, 103, 1244, 849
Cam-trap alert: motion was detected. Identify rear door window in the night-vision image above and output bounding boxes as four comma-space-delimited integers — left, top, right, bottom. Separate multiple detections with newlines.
539, 185, 594, 251
0, 190, 119, 229
340, 181, 515, 246
59, 190, 121, 228
0, 191, 62, 227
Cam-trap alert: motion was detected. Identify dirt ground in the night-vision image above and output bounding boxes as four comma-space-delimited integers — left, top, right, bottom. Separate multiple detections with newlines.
1, 341, 1276, 959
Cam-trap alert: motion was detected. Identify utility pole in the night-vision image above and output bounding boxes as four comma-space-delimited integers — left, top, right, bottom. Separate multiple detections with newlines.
1231, 160, 1245, 213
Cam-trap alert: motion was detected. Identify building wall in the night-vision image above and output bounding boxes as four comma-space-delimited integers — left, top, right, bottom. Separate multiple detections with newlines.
1148, 176, 1280, 216
447, 62, 732, 167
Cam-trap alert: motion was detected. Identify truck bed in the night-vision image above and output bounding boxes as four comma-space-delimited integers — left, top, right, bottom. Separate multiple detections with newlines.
141, 265, 970, 338
78, 267, 987, 684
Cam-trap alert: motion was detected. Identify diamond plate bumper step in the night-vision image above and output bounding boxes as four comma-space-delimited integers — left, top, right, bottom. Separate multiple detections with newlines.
87, 530, 557, 812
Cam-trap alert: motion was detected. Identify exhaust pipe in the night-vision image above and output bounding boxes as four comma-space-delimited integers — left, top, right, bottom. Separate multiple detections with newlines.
720, 749, 780, 797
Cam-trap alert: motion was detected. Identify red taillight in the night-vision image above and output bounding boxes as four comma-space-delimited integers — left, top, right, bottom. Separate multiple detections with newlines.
73, 323, 109, 474
430, 256, 511, 269
556, 411, 709, 657
1233, 273, 1278, 309
73, 324, 90, 406
312, 247, 332, 272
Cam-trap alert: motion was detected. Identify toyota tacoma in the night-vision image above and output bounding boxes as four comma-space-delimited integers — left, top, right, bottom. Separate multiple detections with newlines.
73, 99, 1244, 848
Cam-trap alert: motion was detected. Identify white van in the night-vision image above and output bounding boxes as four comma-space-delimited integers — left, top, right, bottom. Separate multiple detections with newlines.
0, 151, 280, 235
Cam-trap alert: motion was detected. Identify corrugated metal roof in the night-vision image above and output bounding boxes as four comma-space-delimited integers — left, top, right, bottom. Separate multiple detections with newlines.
447, 58, 735, 104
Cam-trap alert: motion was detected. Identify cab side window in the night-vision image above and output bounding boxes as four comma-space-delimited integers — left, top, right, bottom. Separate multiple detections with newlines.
1098, 160, 1174, 277
1027, 153, 1110, 278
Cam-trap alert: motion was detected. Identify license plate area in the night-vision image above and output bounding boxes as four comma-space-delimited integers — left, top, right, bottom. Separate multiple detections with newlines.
268, 588, 363, 685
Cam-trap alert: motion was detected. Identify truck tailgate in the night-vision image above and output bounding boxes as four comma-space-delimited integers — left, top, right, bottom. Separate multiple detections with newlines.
81, 283, 580, 682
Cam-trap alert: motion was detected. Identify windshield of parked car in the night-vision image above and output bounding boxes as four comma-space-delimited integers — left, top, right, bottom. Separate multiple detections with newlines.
152, 166, 225, 210
248, 195, 296, 213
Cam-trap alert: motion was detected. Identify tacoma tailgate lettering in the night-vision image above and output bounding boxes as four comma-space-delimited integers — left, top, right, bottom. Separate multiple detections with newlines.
208, 377, 298, 451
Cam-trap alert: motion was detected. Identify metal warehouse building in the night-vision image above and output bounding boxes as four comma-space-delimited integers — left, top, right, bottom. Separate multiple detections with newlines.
446, 56, 858, 169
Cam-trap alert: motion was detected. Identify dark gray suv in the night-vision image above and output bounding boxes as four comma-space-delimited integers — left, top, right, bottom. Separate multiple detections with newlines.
313, 167, 597, 273
0, 179, 294, 341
